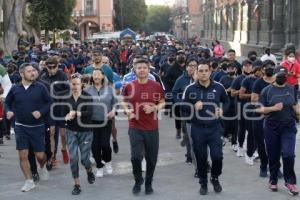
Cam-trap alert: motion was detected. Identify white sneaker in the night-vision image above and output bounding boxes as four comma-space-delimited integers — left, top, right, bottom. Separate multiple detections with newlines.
90, 157, 96, 165
38, 167, 49, 181
231, 144, 238, 152
96, 168, 104, 178
253, 151, 259, 159
105, 162, 113, 175
142, 159, 146, 172
236, 147, 244, 157
10, 128, 15, 135
245, 155, 254, 166
21, 180, 36, 192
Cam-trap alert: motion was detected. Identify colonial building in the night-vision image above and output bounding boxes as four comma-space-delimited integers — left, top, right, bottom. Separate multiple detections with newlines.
73, 0, 114, 40
183, 0, 300, 56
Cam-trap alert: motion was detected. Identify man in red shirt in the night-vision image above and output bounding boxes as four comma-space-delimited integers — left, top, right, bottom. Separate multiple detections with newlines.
122, 57, 165, 195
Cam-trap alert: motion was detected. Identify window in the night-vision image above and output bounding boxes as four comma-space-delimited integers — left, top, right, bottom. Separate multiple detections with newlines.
85, 0, 93, 12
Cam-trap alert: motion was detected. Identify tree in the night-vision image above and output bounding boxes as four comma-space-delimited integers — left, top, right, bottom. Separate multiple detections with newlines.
114, 0, 147, 31
0, 0, 76, 54
144, 5, 171, 33
28, 0, 76, 43
1, 0, 26, 55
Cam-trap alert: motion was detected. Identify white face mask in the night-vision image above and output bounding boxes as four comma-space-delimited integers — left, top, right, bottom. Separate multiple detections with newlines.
288, 56, 295, 63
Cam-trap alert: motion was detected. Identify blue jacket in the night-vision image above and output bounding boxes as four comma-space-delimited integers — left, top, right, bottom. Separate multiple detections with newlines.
5, 81, 52, 126
182, 80, 230, 126
172, 71, 193, 103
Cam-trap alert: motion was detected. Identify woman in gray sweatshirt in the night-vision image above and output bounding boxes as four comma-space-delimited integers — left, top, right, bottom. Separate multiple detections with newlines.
85, 68, 118, 178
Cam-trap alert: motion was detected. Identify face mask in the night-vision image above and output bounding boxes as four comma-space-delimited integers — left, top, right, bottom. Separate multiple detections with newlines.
250, 56, 257, 62
13, 55, 19, 60
221, 63, 228, 70
177, 56, 185, 64
228, 71, 235, 76
265, 67, 274, 77
288, 56, 295, 64
168, 57, 175, 63
7, 68, 14, 74
275, 74, 287, 85
244, 72, 252, 76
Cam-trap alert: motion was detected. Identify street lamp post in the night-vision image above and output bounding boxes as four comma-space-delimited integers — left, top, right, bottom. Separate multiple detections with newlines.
71, 11, 84, 41
182, 15, 192, 40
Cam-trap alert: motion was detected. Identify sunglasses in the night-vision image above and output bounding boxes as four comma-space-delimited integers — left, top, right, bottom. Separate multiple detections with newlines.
71, 73, 82, 79
47, 65, 57, 69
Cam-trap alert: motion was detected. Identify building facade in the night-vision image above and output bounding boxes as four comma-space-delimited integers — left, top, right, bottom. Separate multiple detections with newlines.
179, 0, 300, 56
73, 0, 114, 40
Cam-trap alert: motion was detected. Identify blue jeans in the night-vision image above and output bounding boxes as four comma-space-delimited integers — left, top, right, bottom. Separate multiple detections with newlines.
66, 129, 93, 179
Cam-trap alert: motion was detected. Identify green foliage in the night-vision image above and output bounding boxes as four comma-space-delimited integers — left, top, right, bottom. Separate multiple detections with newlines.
59, 30, 71, 41
27, 0, 76, 31
144, 5, 171, 33
114, 0, 147, 31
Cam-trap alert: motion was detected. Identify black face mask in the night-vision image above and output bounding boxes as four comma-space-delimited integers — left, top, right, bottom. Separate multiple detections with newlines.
177, 56, 185, 64
13, 55, 19, 60
250, 56, 257, 62
265, 67, 274, 77
228, 71, 235, 76
221, 63, 228, 71
7, 68, 14, 74
168, 57, 175, 63
275, 74, 287, 85
73, 54, 78, 57
244, 71, 252, 76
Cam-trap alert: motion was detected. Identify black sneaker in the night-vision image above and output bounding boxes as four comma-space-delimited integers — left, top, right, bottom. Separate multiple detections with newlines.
0, 138, 3, 145
260, 169, 268, 177
46, 159, 52, 171
200, 184, 208, 195
180, 139, 186, 147
32, 173, 39, 182
145, 184, 154, 195
132, 178, 144, 194
87, 170, 95, 184
185, 158, 192, 165
72, 185, 81, 195
113, 141, 119, 154
194, 170, 198, 178
210, 177, 222, 193
176, 130, 181, 139
5, 135, 10, 140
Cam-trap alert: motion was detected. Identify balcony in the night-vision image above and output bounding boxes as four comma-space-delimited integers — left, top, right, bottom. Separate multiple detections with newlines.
82, 9, 97, 17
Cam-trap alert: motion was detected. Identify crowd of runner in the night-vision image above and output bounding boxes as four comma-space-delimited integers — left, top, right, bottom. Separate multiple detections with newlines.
0, 38, 299, 196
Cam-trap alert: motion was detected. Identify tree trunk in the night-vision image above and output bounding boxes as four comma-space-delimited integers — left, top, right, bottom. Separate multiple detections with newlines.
22, 2, 40, 45
2, 0, 25, 55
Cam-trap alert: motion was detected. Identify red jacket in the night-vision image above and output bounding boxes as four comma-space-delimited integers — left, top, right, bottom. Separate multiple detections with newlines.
281, 59, 300, 86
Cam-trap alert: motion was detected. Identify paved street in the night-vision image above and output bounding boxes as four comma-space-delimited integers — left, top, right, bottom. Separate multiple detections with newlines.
0, 115, 300, 200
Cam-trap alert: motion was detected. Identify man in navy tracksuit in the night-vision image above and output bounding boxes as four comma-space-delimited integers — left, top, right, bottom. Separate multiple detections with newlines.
182, 59, 229, 195
5, 63, 52, 192
172, 57, 197, 163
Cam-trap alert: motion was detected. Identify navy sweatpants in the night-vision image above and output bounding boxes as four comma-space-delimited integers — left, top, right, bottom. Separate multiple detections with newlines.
191, 122, 223, 185
264, 120, 297, 185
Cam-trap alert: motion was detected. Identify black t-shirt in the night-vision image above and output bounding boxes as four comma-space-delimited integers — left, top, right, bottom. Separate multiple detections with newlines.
259, 84, 296, 122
